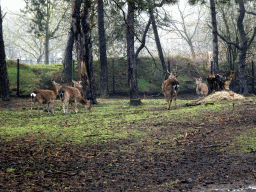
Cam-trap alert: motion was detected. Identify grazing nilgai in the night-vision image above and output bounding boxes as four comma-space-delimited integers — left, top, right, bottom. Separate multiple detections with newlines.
59, 85, 91, 114
30, 81, 62, 114
195, 77, 208, 97
162, 73, 179, 110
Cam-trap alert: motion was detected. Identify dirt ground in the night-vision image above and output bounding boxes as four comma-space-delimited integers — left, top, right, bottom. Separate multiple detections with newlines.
0, 97, 256, 191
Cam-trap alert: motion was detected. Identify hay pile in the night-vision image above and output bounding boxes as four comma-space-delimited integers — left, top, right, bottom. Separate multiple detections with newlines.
201, 90, 245, 103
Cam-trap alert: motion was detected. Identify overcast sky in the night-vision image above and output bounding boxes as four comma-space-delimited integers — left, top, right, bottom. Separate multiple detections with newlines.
1, 0, 25, 12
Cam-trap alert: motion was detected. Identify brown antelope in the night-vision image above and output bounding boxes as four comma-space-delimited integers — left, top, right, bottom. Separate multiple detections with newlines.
162, 73, 179, 110
195, 77, 208, 97
59, 85, 91, 114
30, 81, 62, 114
72, 80, 83, 89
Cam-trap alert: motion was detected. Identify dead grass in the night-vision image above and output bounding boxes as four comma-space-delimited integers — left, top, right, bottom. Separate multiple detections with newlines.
201, 90, 245, 103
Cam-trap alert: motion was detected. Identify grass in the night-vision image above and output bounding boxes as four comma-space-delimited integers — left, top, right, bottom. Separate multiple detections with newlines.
0, 97, 255, 153
234, 127, 256, 152
7, 60, 63, 95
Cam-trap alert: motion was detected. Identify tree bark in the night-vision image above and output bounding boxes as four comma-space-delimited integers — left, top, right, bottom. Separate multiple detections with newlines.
0, 6, 10, 101
63, 30, 74, 83
98, 0, 108, 98
72, 0, 97, 104
81, 0, 97, 104
44, 0, 50, 64
252, 60, 254, 94
127, 2, 141, 105
210, 0, 219, 73
149, 10, 167, 79
237, 0, 248, 94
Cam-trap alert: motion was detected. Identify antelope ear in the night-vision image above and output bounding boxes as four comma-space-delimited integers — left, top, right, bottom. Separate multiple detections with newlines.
175, 74, 179, 78
52, 81, 56, 84
72, 80, 75, 83
78, 81, 82, 84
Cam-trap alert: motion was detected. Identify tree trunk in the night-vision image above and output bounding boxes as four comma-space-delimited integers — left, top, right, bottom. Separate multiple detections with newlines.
0, 6, 10, 101
44, 1, 50, 64
237, 0, 248, 95
149, 10, 167, 79
72, 0, 97, 103
98, 0, 108, 98
237, 51, 248, 94
188, 40, 196, 60
127, 2, 141, 105
210, 0, 219, 73
112, 58, 115, 94
44, 34, 49, 64
72, 0, 82, 77
63, 30, 74, 83
252, 60, 254, 94
80, 0, 97, 104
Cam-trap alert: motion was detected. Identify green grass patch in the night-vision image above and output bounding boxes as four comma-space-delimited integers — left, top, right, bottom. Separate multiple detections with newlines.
7, 60, 63, 95
0, 99, 228, 144
234, 127, 256, 152
0, 98, 251, 152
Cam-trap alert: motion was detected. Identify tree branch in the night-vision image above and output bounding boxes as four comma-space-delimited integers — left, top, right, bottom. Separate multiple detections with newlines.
248, 27, 256, 48
135, 18, 151, 59
208, 24, 240, 49
155, 0, 166, 7
246, 11, 256, 16
111, 0, 158, 69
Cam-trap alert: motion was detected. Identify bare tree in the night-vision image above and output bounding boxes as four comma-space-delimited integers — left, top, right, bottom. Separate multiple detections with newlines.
170, 2, 202, 60
218, 0, 256, 94
217, 3, 239, 71
22, 0, 70, 64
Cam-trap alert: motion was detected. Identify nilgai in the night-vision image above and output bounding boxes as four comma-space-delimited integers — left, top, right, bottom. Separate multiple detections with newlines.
30, 81, 62, 114
59, 85, 91, 114
195, 77, 208, 97
162, 73, 179, 110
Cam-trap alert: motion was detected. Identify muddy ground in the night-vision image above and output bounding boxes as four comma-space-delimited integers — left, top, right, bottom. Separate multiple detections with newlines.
0, 97, 256, 191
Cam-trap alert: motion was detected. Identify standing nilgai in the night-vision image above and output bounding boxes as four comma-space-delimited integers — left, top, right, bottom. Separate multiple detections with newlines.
162, 73, 179, 110
30, 81, 62, 114
59, 82, 91, 114
195, 77, 208, 97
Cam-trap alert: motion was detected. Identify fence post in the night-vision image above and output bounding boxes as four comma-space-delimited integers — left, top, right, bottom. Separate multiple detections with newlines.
252, 60, 255, 94
17, 59, 20, 97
